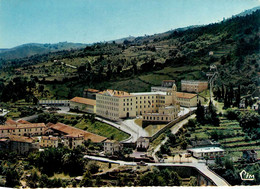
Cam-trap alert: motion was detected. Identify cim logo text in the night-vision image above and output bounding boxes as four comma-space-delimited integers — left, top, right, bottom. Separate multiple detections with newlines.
240, 170, 255, 181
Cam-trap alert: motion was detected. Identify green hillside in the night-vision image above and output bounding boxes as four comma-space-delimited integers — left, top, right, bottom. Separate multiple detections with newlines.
0, 10, 259, 101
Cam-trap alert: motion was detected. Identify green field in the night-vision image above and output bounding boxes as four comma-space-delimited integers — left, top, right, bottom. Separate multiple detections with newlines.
75, 120, 130, 141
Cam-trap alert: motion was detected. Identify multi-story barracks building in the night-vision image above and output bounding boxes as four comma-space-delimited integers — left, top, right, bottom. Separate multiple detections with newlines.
96, 84, 180, 122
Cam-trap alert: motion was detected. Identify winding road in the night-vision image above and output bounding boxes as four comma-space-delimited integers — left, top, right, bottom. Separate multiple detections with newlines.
84, 155, 230, 186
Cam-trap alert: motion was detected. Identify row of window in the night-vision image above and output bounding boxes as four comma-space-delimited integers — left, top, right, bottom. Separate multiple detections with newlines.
1, 128, 43, 134
143, 116, 171, 121
97, 110, 119, 117
177, 98, 191, 101
97, 101, 119, 106
97, 105, 119, 111
134, 96, 157, 100
97, 96, 119, 102
123, 107, 132, 111
123, 98, 133, 102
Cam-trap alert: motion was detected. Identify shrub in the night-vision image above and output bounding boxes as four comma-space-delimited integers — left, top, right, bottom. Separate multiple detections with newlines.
225, 109, 240, 120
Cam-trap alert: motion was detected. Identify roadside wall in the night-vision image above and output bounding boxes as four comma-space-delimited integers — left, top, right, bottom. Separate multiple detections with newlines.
150, 110, 196, 142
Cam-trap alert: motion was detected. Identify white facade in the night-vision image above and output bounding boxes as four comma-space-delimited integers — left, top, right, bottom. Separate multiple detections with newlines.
187, 147, 225, 159
96, 85, 179, 121
39, 100, 70, 106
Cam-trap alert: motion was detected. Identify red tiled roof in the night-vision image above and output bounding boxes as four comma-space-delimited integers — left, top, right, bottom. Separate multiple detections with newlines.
16, 123, 46, 129
5, 119, 17, 125
46, 122, 55, 127
84, 89, 99, 93
17, 119, 31, 124
70, 97, 96, 106
50, 122, 106, 143
8, 135, 34, 143
176, 92, 197, 99
0, 123, 46, 130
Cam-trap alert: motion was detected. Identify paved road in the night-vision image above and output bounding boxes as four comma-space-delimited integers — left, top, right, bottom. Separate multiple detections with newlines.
84, 155, 230, 186
15, 114, 39, 122
95, 117, 137, 143
151, 135, 168, 162
170, 114, 196, 134
84, 155, 136, 166
121, 119, 149, 137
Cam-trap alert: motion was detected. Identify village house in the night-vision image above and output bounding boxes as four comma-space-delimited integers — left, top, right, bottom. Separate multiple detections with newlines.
63, 134, 84, 149
104, 139, 122, 155
40, 136, 59, 148
70, 97, 96, 114
136, 137, 150, 151
243, 150, 258, 162
39, 100, 70, 107
0, 135, 40, 155
0, 123, 46, 138
151, 80, 176, 92
187, 147, 225, 159
176, 92, 198, 107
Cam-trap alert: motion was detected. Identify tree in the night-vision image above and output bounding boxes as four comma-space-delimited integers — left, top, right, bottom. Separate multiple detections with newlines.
196, 100, 205, 123
236, 85, 241, 108
26, 170, 39, 188
5, 168, 20, 187
207, 100, 219, 126
80, 170, 93, 187
245, 98, 248, 108
132, 61, 138, 75
87, 161, 100, 174
188, 176, 198, 186
204, 156, 209, 165
38, 85, 45, 93
179, 154, 182, 163
225, 109, 240, 120
167, 132, 176, 145
116, 65, 122, 74
87, 63, 92, 72
180, 140, 188, 150
106, 64, 112, 79
238, 111, 260, 135
0, 116, 6, 125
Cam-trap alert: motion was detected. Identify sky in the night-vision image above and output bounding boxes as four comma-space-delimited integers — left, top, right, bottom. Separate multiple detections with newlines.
0, 0, 259, 48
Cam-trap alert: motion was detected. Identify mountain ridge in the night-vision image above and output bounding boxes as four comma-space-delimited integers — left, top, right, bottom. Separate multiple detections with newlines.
0, 42, 87, 60
1, 6, 259, 61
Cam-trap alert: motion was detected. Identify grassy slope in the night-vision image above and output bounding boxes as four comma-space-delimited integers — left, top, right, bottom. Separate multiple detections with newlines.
75, 120, 130, 141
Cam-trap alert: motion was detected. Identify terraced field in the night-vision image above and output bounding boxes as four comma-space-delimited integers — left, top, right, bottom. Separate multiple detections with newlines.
189, 117, 260, 158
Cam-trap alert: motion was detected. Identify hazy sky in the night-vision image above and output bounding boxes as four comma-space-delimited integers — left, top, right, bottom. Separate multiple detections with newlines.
0, 0, 259, 48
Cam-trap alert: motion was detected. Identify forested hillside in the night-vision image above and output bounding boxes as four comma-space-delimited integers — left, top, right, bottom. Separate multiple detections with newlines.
0, 10, 259, 101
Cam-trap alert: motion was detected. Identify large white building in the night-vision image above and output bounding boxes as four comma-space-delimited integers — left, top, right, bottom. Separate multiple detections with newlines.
96, 84, 180, 121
